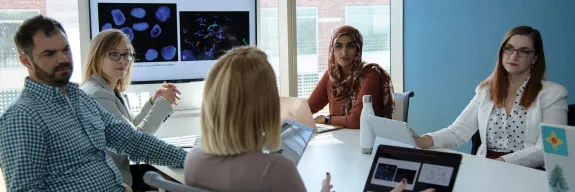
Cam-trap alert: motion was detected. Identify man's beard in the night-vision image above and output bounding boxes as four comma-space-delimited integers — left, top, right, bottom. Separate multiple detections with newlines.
31, 61, 72, 87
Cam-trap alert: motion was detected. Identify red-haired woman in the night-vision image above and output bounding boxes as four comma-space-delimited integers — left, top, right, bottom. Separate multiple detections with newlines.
413, 26, 568, 169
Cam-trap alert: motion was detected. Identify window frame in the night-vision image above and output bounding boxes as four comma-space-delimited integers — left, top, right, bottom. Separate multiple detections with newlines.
278, 0, 404, 95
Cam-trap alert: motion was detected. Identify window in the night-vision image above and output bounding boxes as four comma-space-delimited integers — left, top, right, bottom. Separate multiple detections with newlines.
260, 6, 315, 95
0, 10, 39, 114
0, 0, 81, 114
346, 6, 390, 72
258, 6, 320, 98
295, 1, 392, 115
296, 7, 317, 55
260, 7, 280, 57
259, 6, 281, 93
259, 7, 317, 57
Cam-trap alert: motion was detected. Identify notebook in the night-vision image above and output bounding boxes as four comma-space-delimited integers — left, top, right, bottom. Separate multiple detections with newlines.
541, 123, 575, 192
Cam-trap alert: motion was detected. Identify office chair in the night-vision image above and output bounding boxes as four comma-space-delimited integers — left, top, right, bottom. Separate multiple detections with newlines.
143, 171, 212, 192
568, 104, 575, 126
471, 131, 481, 155
391, 91, 415, 122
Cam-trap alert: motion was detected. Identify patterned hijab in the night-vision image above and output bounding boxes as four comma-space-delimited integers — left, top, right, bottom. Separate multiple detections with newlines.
328, 25, 395, 118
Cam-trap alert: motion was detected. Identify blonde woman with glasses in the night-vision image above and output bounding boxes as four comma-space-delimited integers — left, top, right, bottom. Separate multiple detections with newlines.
81, 29, 181, 190
183, 46, 334, 192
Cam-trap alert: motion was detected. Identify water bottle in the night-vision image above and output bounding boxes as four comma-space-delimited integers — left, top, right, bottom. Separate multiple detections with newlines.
360, 95, 375, 154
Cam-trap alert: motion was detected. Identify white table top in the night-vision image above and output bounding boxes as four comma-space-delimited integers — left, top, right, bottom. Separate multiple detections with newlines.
296, 129, 548, 192
154, 129, 548, 192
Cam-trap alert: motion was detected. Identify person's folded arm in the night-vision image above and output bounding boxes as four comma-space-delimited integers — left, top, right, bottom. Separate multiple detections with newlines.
92, 98, 187, 168
501, 85, 568, 167
308, 72, 329, 114
0, 107, 47, 191
330, 71, 382, 129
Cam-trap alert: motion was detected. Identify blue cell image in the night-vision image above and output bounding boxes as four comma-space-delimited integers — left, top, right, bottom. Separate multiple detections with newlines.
155, 6, 171, 22
120, 27, 134, 42
132, 22, 149, 31
181, 49, 196, 61
145, 49, 158, 61
151, 24, 162, 38
111, 9, 126, 26
130, 7, 146, 19
101, 23, 112, 31
98, 3, 178, 63
161, 46, 177, 60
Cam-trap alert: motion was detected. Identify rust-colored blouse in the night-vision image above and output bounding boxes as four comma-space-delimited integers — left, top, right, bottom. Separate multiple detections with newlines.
308, 69, 388, 129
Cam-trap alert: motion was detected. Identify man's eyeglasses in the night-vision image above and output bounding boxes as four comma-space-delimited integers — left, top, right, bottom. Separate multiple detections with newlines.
108, 52, 135, 61
502, 46, 535, 58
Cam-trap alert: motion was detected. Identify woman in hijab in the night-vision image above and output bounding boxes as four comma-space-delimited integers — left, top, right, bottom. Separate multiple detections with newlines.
308, 25, 394, 129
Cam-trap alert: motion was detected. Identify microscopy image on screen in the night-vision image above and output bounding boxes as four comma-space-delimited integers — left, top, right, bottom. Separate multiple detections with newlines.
179, 11, 250, 61
374, 163, 397, 181
97, 3, 178, 63
393, 168, 417, 184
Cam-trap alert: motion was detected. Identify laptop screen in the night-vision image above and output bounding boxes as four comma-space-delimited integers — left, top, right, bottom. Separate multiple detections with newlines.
280, 120, 314, 165
364, 145, 462, 192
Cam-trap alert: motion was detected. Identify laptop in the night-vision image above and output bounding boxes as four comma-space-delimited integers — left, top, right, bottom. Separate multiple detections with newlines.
364, 144, 462, 192
280, 96, 343, 133
367, 115, 417, 148
541, 123, 575, 192
276, 119, 315, 165
163, 120, 314, 165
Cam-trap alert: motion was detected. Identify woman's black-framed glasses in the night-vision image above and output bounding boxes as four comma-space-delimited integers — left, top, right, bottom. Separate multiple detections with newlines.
502, 46, 534, 58
108, 52, 135, 61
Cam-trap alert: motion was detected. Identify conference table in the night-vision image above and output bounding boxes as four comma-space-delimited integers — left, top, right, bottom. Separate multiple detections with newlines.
154, 128, 548, 192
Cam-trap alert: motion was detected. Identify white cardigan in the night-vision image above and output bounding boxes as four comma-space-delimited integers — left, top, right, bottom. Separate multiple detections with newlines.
425, 80, 568, 168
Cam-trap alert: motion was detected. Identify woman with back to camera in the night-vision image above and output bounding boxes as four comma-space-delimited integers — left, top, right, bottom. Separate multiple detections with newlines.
411, 26, 568, 169
183, 46, 334, 192
308, 25, 395, 129
81, 29, 181, 190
